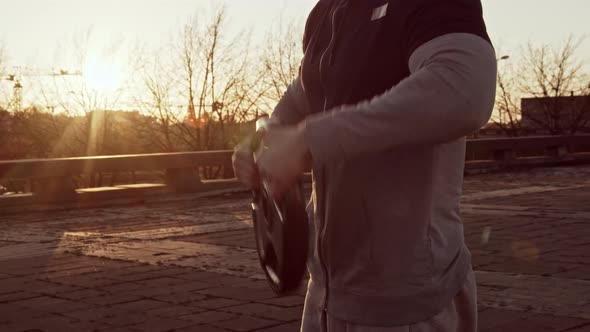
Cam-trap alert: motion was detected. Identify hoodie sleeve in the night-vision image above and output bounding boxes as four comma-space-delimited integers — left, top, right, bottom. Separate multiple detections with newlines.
301, 33, 497, 165
270, 76, 312, 125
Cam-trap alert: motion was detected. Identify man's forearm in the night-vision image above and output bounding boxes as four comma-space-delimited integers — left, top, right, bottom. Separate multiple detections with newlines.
270, 76, 311, 126
301, 33, 497, 165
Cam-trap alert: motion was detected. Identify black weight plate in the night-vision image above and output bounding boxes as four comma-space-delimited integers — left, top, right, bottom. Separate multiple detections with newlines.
252, 179, 308, 295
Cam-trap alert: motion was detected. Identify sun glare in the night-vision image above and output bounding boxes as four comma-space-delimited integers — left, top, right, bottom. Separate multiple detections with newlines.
83, 58, 124, 94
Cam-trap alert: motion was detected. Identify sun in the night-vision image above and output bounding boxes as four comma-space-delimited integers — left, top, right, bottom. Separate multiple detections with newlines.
83, 57, 124, 94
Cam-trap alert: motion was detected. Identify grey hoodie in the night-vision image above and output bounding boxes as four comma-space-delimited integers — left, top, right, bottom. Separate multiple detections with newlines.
272, 33, 497, 328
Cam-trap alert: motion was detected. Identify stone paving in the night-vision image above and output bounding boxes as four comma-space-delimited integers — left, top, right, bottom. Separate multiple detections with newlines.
1, 165, 590, 331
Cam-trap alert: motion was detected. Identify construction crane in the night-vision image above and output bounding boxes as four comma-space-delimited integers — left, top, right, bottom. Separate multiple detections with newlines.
2, 67, 82, 112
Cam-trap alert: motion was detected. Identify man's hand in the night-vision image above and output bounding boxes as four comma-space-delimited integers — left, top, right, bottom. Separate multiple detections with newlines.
232, 136, 260, 189
257, 124, 310, 200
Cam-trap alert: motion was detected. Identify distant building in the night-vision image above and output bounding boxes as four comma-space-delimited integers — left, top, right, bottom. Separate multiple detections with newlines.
521, 95, 590, 134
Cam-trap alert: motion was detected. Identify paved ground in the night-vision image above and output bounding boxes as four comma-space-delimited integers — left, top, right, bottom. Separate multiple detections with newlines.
1, 165, 590, 331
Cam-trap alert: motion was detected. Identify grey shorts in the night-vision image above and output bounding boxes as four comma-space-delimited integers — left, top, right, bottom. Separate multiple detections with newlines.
301, 268, 478, 332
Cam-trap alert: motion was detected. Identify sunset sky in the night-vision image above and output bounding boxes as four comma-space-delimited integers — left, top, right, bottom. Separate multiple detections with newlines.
0, 0, 588, 109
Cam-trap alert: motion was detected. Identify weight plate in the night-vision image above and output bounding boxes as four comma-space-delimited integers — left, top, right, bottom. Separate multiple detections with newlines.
252, 179, 308, 295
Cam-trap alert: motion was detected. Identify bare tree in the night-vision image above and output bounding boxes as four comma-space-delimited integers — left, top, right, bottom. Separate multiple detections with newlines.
45, 31, 128, 157
175, 6, 261, 151
491, 37, 589, 136
259, 19, 304, 110
518, 36, 589, 135
492, 60, 522, 136
130, 44, 180, 153
178, 20, 203, 150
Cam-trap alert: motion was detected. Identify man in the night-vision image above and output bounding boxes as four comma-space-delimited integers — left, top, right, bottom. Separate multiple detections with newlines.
233, 0, 496, 330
